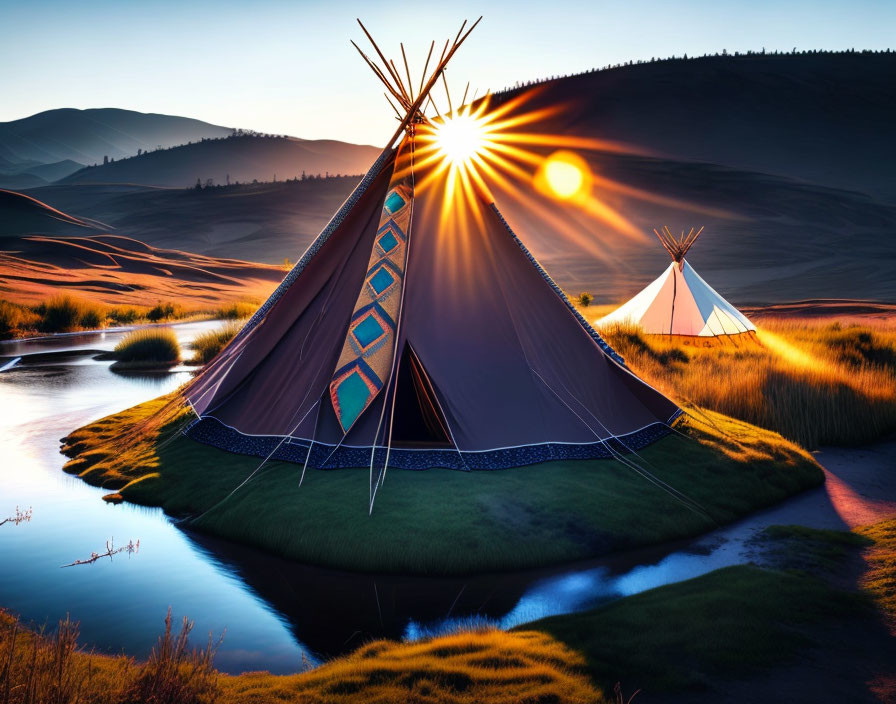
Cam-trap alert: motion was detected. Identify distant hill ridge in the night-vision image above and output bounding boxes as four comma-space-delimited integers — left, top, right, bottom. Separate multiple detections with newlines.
0, 107, 233, 167
489, 49, 896, 198
57, 132, 379, 188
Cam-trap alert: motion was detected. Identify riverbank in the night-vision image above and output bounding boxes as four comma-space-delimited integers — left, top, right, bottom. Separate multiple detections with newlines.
3, 516, 893, 703
61, 393, 822, 575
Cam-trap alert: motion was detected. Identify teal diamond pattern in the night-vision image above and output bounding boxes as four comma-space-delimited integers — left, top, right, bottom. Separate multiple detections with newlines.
352, 314, 385, 348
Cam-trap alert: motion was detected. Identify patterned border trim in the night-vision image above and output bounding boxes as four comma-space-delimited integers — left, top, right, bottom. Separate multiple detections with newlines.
232, 149, 395, 343
186, 416, 672, 471
488, 202, 626, 366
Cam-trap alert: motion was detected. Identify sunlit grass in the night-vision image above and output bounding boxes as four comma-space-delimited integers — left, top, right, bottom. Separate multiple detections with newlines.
0, 609, 602, 704
856, 517, 896, 630
190, 321, 242, 365
596, 318, 896, 447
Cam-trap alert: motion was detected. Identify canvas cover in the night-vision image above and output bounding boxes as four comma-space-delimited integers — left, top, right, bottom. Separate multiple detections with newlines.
598, 260, 756, 337
185, 137, 680, 471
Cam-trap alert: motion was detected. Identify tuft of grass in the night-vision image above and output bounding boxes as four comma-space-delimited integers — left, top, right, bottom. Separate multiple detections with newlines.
597, 318, 896, 447
122, 609, 221, 704
856, 517, 896, 630
34, 294, 109, 333
60, 397, 822, 575
112, 328, 180, 368
0, 300, 40, 339
190, 322, 241, 365
214, 301, 257, 320
147, 301, 184, 322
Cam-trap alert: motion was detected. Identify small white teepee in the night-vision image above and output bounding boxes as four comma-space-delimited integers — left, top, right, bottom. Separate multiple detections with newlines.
598, 227, 756, 338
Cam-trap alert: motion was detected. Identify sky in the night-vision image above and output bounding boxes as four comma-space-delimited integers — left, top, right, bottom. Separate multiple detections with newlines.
1, 0, 893, 145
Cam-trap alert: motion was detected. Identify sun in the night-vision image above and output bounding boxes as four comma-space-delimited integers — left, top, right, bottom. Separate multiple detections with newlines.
434, 113, 487, 167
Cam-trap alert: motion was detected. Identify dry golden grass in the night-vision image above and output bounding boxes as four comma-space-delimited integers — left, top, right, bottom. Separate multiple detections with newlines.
856, 517, 896, 633
220, 629, 600, 704
61, 394, 191, 490
0, 610, 601, 704
0, 609, 132, 704
596, 318, 896, 447
112, 328, 181, 368
190, 322, 242, 365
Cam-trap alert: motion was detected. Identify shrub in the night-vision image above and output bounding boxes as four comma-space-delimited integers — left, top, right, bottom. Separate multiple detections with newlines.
113, 328, 180, 366
147, 301, 182, 322
36, 295, 108, 332
576, 292, 594, 307
214, 301, 257, 320
191, 322, 241, 364
109, 306, 142, 325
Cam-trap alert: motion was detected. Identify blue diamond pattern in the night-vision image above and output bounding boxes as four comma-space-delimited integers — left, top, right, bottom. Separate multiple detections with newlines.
352, 314, 385, 348
384, 191, 405, 214
368, 267, 395, 296
378, 229, 399, 253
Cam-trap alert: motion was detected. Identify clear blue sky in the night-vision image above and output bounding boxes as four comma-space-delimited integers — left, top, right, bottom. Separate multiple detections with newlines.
1, 0, 892, 145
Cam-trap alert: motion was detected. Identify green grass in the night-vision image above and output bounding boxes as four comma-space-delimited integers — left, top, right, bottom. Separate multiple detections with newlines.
190, 321, 241, 364
528, 564, 872, 694
756, 524, 874, 574
62, 398, 822, 575
111, 328, 180, 368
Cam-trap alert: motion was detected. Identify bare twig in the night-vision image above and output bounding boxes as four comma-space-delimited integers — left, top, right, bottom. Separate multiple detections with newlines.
0, 506, 32, 527
61, 537, 139, 568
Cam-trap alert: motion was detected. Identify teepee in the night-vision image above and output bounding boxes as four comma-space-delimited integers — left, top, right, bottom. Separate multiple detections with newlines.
183, 19, 680, 509
598, 226, 756, 339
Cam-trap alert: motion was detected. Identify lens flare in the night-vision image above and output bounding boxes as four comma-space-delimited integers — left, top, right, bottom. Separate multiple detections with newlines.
535, 150, 591, 201
545, 160, 583, 198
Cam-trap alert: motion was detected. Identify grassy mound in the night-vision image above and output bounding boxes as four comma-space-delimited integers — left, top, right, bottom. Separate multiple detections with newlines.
190, 321, 241, 364
110, 328, 180, 369
597, 318, 896, 447
0, 609, 601, 704
529, 564, 872, 695
61, 395, 822, 575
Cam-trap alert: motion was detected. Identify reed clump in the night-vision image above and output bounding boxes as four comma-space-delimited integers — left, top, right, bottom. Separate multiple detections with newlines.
598, 318, 896, 447
190, 322, 241, 365
112, 328, 180, 368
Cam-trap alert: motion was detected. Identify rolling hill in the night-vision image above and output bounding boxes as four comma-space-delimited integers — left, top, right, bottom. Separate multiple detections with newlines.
493, 50, 896, 199
0, 189, 282, 308
57, 134, 380, 188
0, 108, 232, 167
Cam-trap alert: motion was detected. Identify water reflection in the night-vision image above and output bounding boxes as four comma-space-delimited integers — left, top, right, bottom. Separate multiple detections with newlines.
0, 321, 856, 673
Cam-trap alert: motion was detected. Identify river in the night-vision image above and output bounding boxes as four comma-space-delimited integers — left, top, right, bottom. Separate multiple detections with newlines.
1, 321, 893, 674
